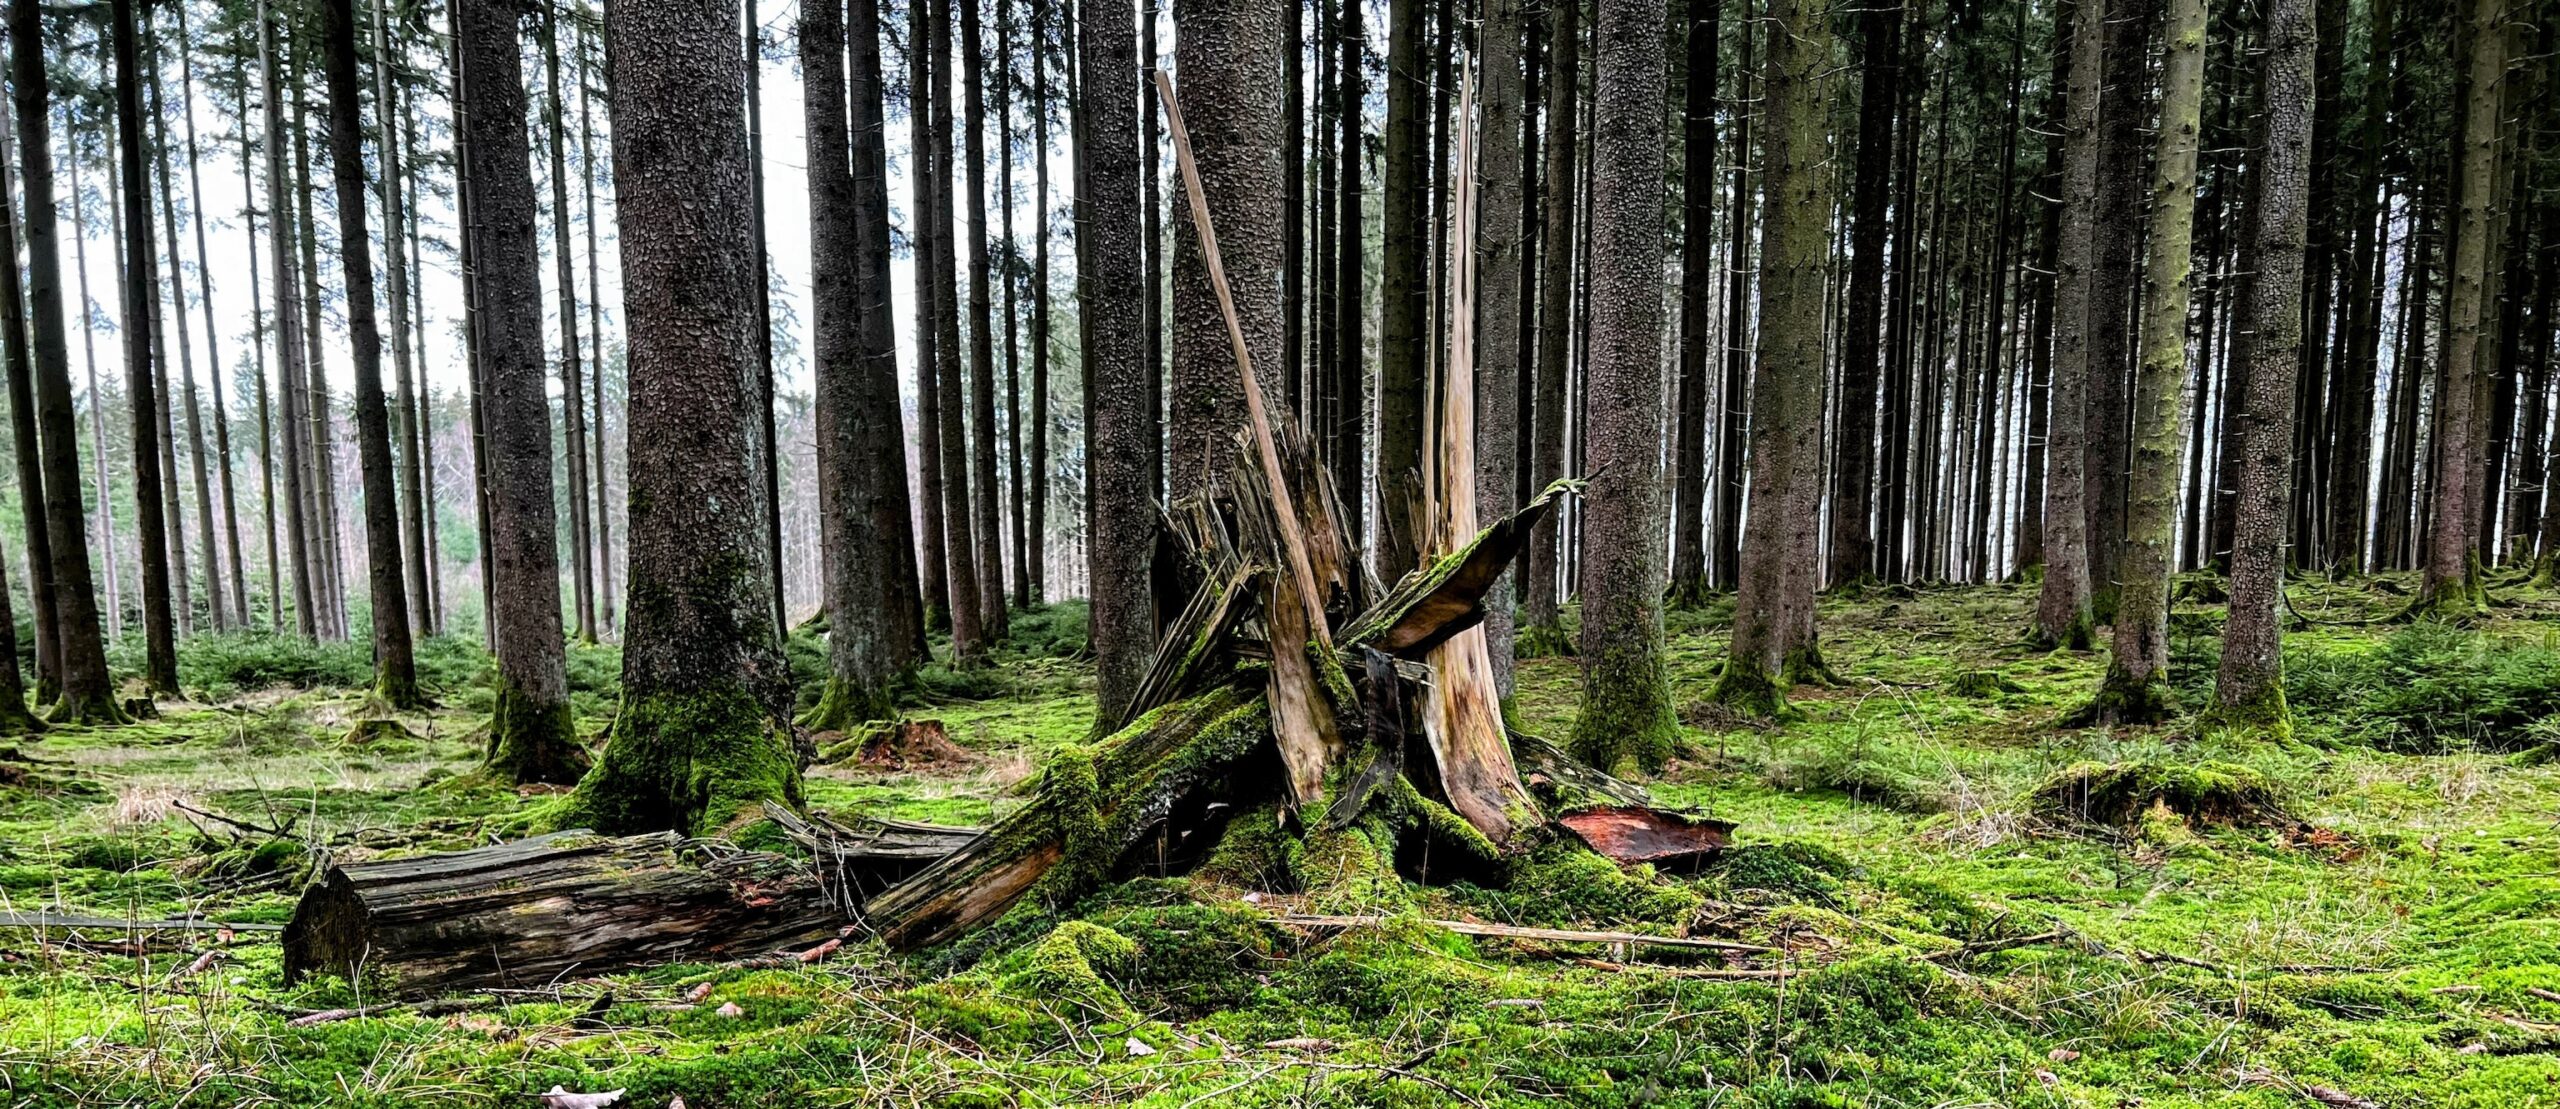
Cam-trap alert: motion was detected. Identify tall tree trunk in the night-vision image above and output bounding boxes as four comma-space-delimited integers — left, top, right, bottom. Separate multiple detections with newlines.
803, 0, 927, 727
544, 9, 598, 645
1375, 0, 1428, 580
177, 0, 250, 632
2415, 0, 2503, 614
145, 18, 222, 634
929, 0, 987, 660
0, 100, 56, 717
110, 0, 178, 696
567, 0, 801, 831
1477, 0, 1529, 696
2211, 0, 2310, 730
2035, 0, 2102, 648
1573, 0, 1679, 770
2082, 0, 2203, 723
745, 0, 784, 635
291, 53, 348, 641
368, 0, 431, 640
1329, 0, 1365, 549
913, 0, 952, 629
1001, 0, 1029, 611
578, 26, 613, 636
263, 8, 318, 639
1142, 0, 1164, 501
1030, 0, 1052, 605
1081, 0, 1155, 724
1520, 0, 1576, 650
1828, 0, 1893, 589
460, 0, 585, 784
1169, 0, 1288, 489
963, 0, 1010, 641
1668, 0, 1721, 604
2084, 0, 2156, 620
9, 1, 117, 720
320, 0, 420, 707
1711, 0, 1832, 712
1713, 12, 1754, 590
68, 128, 123, 645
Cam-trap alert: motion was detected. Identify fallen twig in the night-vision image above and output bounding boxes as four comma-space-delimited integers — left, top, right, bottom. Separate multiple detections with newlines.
1276, 913, 1771, 954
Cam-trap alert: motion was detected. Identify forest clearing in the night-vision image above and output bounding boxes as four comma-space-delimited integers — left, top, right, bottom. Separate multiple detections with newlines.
6, 579, 2560, 1107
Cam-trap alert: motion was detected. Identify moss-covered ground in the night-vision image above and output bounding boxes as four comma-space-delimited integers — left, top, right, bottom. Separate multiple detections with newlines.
9, 580, 2560, 1106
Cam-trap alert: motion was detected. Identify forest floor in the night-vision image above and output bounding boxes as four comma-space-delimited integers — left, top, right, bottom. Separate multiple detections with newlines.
6, 574, 2560, 1107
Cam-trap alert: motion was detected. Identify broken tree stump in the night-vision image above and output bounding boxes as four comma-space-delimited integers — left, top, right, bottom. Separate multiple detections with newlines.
282, 830, 845, 997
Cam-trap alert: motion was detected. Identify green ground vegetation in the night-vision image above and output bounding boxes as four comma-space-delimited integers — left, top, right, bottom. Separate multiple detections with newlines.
8, 586, 2560, 1106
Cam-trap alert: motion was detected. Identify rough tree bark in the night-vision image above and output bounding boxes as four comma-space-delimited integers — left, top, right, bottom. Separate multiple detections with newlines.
0, 102, 58, 710
1668, 0, 1720, 605
1828, 0, 1892, 590
1081, 0, 1156, 725
1169, 0, 1288, 491
1375, 0, 1428, 579
2079, 0, 2203, 724
319, 0, 420, 708
2034, 0, 2103, 649
110, 0, 179, 698
459, 0, 584, 784
1572, 0, 1679, 771
2414, 0, 2503, 617
963, 0, 1010, 642
1476, 0, 1529, 698
1519, 0, 1576, 654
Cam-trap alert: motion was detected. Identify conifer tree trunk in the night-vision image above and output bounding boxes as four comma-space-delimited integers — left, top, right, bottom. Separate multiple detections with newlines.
913, 0, 952, 629
565, 0, 803, 830
235, 55, 281, 633
1030, 0, 1052, 604
2035, 0, 2102, 648
745, 0, 784, 634
2210, 0, 2309, 732
2084, 0, 2155, 619
460, 0, 585, 783
1477, 0, 1529, 696
931, 0, 988, 660
1519, 0, 1575, 649
2324, 0, 2389, 574
68, 137, 124, 645
1668, 0, 1720, 605
144, 21, 223, 634
290, 60, 348, 640
2415, 0, 2503, 615
1572, 0, 1678, 771
262, 7, 318, 639
1329, 0, 1365, 548
1375, 0, 1428, 579
320, 0, 419, 708
1081, 0, 1155, 724
803, 0, 927, 726
110, 0, 178, 696
2081, 0, 2202, 724
964, 0, 1010, 641
9, 0, 117, 720
544, 9, 598, 645
367, 0, 430, 639
176, 0, 249, 631
1169, 0, 1287, 491
0, 102, 58, 711
1711, 0, 1831, 715
1001, 0, 1029, 611
1828, 0, 1893, 589
578, 26, 613, 635
1142, 0, 1163, 500
1713, 13, 1754, 589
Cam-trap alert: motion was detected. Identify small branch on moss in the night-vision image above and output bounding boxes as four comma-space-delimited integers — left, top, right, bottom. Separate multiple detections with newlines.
1572, 956, 1792, 979
1925, 930, 2074, 962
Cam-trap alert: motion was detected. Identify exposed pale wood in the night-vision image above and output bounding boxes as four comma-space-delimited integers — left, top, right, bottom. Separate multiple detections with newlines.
1339, 482, 1568, 655
1554, 805, 1735, 866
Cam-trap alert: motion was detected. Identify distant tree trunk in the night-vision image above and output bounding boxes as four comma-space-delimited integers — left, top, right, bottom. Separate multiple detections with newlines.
803, 0, 927, 727
176, 0, 250, 632
1519, 0, 1576, 651
565, 0, 802, 832
962, 0, 1010, 642
2324, 0, 2390, 574
262, 6, 318, 640
1169, 0, 1287, 491
2210, 0, 2310, 732
447, 5, 496, 644
144, 21, 223, 634
1081, 0, 1156, 723
1030, 0, 1053, 604
745, 0, 784, 636
9, 0, 117, 721
1572, 0, 1677, 771
2414, 0, 2502, 615
235, 54, 281, 633
1828, 0, 1893, 590
0, 103, 57, 713
578, 28, 612, 636
68, 137, 124, 645
2081, 0, 2202, 724
1668, 0, 1720, 605
2017, 0, 2074, 575
1375, 0, 1428, 579
1711, 0, 1831, 714
110, 0, 179, 696
369, 0, 430, 640
931, 0, 988, 660
544, 10, 598, 645
290, 57, 348, 641
1477, 0, 1529, 696
460, 0, 584, 784
1001, 0, 1029, 611
1329, 0, 1366, 547
2035, 0, 2102, 649
1713, 13, 1753, 590
913, 0, 951, 629
319, 0, 419, 708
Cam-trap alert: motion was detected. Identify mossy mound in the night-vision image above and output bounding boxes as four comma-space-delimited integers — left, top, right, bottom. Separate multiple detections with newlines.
1948, 669, 2026, 699
2035, 759, 2282, 828
1697, 840, 1858, 905
1446, 839, 1704, 929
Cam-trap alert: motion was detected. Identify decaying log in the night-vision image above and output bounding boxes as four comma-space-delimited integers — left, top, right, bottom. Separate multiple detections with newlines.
762, 804, 984, 911
283, 830, 844, 997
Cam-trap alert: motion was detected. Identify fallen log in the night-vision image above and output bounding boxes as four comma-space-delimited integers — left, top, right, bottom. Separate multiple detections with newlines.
283, 830, 844, 997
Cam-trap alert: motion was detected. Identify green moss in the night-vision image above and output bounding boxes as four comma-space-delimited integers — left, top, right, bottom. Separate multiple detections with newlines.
2197, 683, 2295, 741
795, 673, 898, 733
1573, 639, 1682, 774
554, 684, 800, 835
1706, 650, 1793, 722
1193, 806, 1303, 891
1947, 669, 2025, 699
1450, 839, 1702, 927
2066, 664, 2182, 727
1699, 841, 1855, 905
483, 682, 588, 786
2035, 759, 2281, 827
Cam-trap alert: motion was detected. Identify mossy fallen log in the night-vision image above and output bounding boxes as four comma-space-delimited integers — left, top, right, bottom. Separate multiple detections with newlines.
282, 830, 846, 997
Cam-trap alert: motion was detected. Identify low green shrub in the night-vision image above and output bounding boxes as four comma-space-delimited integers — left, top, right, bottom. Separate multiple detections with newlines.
2286, 624, 2560, 751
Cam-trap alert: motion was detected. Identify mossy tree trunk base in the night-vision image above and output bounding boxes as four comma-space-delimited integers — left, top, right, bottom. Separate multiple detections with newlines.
483, 684, 590, 786
798, 675, 900, 734
2063, 669, 2180, 728
46, 691, 130, 727
558, 686, 802, 835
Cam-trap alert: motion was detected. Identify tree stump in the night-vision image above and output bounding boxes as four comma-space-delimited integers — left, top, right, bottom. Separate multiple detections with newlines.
283, 830, 845, 997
